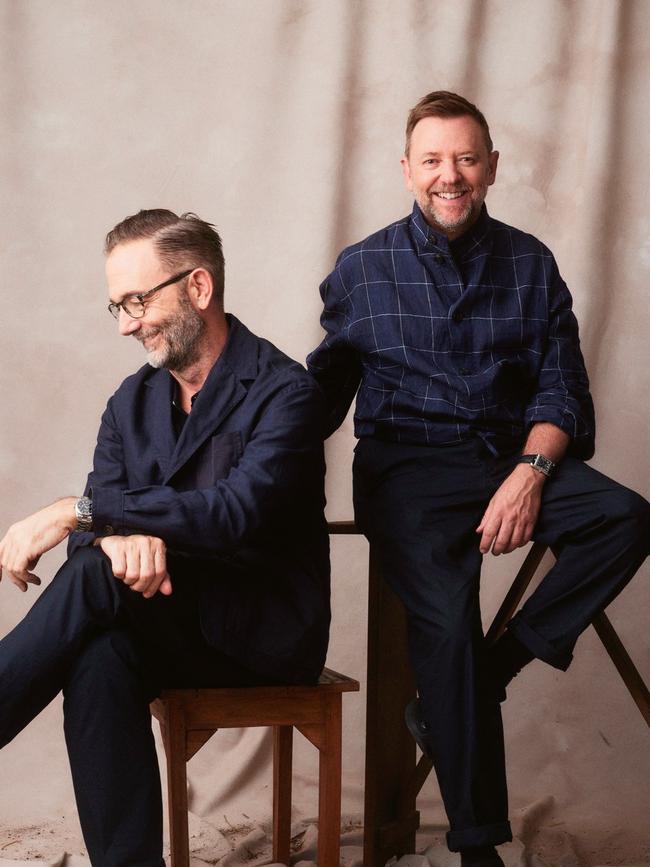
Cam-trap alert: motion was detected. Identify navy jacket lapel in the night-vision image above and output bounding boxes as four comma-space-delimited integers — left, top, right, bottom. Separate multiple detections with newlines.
164, 316, 258, 483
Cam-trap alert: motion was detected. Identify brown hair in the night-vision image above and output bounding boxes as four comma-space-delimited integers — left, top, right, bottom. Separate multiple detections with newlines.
405, 91, 493, 156
105, 209, 225, 309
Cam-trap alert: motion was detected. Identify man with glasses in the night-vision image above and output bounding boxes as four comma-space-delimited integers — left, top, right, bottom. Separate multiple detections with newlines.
0, 209, 330, 867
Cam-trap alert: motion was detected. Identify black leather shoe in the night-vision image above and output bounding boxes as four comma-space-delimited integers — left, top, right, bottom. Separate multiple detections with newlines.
404, 698, 433, 759
460, 845, 505, 867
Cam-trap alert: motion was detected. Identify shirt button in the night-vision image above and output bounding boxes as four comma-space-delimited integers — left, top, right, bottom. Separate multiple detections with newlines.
434, 254, 445, 264
452, 311, 464, 323
104, 525, 115, 535
460, 367, 471, 376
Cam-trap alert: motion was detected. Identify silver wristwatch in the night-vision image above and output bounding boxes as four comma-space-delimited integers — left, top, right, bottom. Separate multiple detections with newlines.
517, 454, 556, 477
74, 496, 93, 532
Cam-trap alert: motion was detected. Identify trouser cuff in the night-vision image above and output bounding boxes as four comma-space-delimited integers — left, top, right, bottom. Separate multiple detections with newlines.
508, 615, 573, 671
447, 820, 512, 851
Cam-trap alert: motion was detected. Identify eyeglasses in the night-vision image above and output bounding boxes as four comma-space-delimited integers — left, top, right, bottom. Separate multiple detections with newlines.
107, 269, 193, 320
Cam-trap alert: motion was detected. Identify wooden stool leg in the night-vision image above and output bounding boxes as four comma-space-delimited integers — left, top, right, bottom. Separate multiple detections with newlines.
273, 725, 294, 864
165, 703, 191, 867
364, 547, 418, 866
317, 695, 343, 867
593, 612, 650, 727
485, 542, 548, 644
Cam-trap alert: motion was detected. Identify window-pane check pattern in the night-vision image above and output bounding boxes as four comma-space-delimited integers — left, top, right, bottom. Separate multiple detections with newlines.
307, 204, 595, 458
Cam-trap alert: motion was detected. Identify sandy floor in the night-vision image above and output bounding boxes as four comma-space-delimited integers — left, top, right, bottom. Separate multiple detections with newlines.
1, 809, 649, 867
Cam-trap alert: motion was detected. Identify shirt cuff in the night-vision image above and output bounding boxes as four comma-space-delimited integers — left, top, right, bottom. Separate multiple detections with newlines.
524, 406, 594, 459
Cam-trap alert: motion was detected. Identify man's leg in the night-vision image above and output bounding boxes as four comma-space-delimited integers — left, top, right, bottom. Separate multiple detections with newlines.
0, 545, 264, 867
353, 438, 512, 854
62, 628, 164, 867
505, 458, 650, 673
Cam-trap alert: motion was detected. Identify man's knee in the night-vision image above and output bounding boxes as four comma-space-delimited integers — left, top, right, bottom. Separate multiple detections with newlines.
53, 545, 118, 601
601, 486, 650, 550
410, 599, 481, 663
35, 545, 125, 635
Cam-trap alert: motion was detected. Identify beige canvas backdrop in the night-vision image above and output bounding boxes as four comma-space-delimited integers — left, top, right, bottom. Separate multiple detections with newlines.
1, 0, 649, 863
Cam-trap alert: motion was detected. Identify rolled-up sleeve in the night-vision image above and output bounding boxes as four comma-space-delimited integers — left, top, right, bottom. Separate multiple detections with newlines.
523, 261, 595, 459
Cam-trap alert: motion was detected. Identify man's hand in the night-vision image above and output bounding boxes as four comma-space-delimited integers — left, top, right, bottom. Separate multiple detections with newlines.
0, 497, 77, 591
476, 464, 545, 555
99, 534, 172, 598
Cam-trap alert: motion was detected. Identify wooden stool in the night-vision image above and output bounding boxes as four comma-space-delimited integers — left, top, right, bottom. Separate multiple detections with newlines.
151, 667, 359, 866
328, 525, 650, 867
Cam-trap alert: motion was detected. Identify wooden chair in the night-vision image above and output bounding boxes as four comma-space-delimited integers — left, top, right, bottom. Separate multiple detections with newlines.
151, 667, 359, 867
328, 524, 650, 867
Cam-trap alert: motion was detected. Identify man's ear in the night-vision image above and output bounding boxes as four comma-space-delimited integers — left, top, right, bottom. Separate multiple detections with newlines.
487, 150, 499, 186
400, 155, 414, 192
188, 268, 214, 310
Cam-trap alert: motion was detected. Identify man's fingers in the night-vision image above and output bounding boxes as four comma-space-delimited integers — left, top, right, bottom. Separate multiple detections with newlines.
141, 547, 169, 598
2, 562, 41, 590
133, 543, 166, 595
479, 526, 497, 554
99, 535, 168, 596
478, 509, 500, 553
491, 517, 517, 555
8, 572, 29, 592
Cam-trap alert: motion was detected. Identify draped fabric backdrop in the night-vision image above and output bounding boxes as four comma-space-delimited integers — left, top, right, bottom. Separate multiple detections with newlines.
1, 1, 648, 865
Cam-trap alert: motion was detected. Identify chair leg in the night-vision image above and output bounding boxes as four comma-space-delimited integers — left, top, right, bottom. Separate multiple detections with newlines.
364, 546, 418, 866
165, 703, 191, 867
485, 542, 548, 644
272, 725, 294, 864
593, 612, 650, 727
317, 695, 343, 866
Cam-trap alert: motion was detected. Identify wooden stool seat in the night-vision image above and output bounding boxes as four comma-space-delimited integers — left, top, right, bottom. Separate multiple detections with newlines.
151, 667, 359, 866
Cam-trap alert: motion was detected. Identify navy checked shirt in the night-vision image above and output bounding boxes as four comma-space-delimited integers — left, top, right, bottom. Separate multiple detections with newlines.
307, 203, 595, 458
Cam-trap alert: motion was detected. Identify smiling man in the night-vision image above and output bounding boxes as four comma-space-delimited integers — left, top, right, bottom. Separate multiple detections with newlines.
0, 210, 330, 867
307, 91, 649, 865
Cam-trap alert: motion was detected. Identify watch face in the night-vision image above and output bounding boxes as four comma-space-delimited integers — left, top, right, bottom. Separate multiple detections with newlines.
531, 455, 553, 475
75, 497, 93, 530
520, 455, 554, 475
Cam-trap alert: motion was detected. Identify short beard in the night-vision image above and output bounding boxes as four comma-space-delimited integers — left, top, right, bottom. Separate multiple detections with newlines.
416, 183, 488, 236
139, 291, 206, 372
417, 194, 475, 235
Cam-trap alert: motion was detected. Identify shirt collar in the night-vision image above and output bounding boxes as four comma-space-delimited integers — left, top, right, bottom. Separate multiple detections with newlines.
172, 387, 199, 415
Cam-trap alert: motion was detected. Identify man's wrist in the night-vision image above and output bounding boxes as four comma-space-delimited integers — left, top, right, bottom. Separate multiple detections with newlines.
517, 453, 556, 478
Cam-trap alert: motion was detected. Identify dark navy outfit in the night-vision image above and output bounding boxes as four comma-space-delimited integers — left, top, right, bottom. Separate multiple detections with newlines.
307, 204, 649, 850
0, 316, 330, 866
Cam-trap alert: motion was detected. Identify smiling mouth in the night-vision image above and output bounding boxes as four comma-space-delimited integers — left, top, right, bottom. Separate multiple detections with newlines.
433, 190, 468, 200
137, 329, 160, 348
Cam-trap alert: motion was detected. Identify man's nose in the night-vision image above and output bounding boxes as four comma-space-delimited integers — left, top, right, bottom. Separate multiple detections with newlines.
438, 159, 462, 185
118, 309, 141, 337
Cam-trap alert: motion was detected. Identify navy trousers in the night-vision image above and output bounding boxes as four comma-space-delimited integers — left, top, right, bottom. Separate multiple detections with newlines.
0, 546, 272, 867
352, 436, 650, 851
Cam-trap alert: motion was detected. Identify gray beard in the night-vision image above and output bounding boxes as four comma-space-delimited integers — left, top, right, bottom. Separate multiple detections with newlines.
419, 196, 475, 234
141, 297, 206, 373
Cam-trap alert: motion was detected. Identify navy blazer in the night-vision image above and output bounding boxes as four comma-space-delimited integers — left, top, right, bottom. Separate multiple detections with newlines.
68, 315, 330, 683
